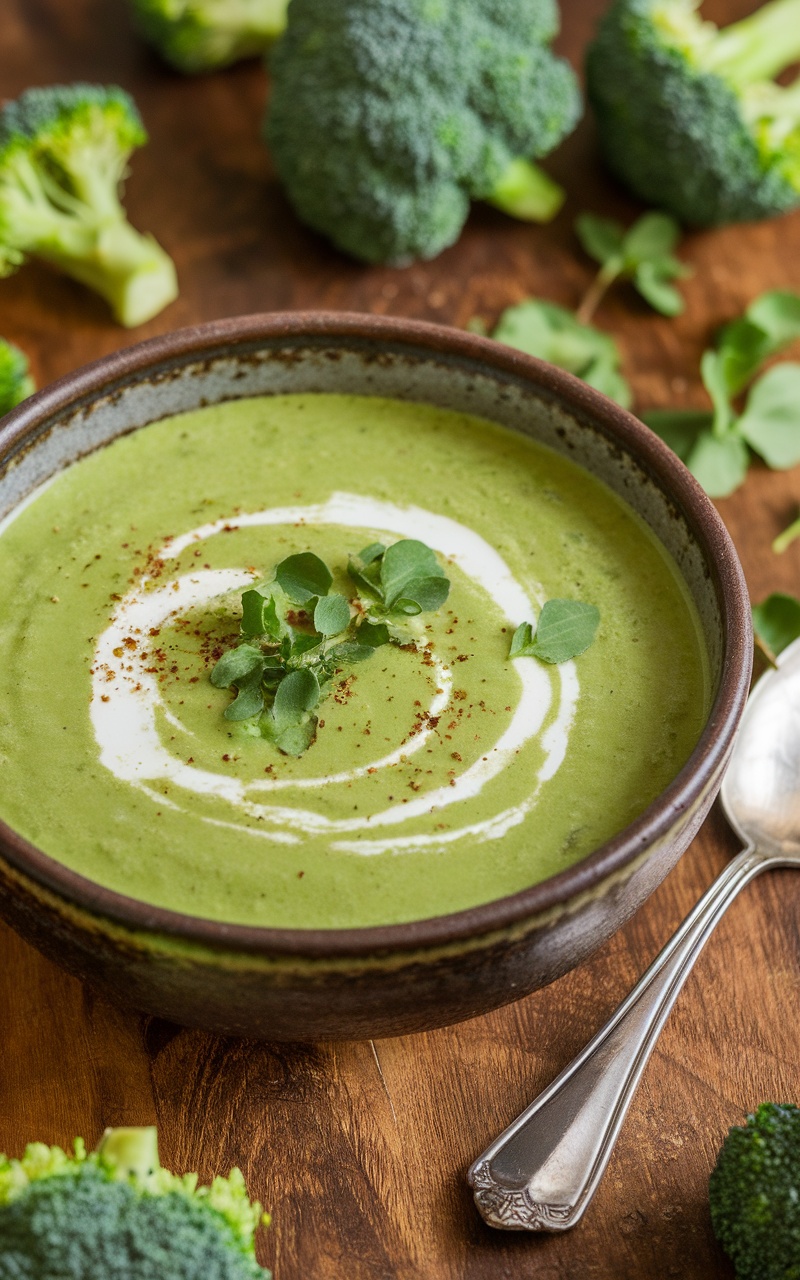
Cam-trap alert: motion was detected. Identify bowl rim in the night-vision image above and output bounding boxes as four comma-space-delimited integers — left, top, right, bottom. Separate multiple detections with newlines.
0, 310, 752, 956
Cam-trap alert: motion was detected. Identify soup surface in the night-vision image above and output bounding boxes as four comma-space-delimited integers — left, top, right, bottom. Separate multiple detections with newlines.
0, 394, 709, 928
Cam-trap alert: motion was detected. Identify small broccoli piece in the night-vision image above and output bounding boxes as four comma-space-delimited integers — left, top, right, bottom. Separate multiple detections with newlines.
130, 0, 288, 73
709, 1102, 800, 1279
0, 84, 178, 327
0, 337, 35, 416
0, 1126, 270, 1280
267, 0, 581, 265
587, 0, 800, 226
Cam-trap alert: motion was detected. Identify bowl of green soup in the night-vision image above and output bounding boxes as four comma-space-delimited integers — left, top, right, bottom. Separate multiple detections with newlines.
0, 313, 750, 1039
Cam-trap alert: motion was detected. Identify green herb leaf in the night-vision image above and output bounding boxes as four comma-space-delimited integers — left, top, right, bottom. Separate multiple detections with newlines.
356, 620, 391, 648
622, 211, 681, 262
240, 586, 286, 640
752, 593, 800, 659
287, 632, 322, 658
275, 552, 333, 604
683, 431, 750, 499
490, 299, 632, 408
509, 621, 535, 657
223, 671, 266, 721
643, 410, 715, 462
327, 640, 375, 663
272, 666, 321, 726
745, 291, 800, 351
575, 213, 625, 266
715, 318, 775, 396
510, 600, 600, 664
633, 261, 685, 317
736, 364, 800, 470
380, 540, 447, 609
358, 543, 386, 566
313, 593, 351, 636
210, 644, 265, 689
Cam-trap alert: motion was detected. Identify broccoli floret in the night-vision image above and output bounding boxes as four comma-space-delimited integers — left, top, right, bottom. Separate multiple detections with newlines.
709, 1102, 800, 1279
0, 337, 35, 416
266, 0, 581, 265
586, 0, 800, 226
0, 1126, 270, 1280
0, 84, 178, 327
130, 0, 288, 73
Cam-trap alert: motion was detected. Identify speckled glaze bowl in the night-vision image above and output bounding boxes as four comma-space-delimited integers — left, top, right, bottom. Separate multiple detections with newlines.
0, 313, 751, 1040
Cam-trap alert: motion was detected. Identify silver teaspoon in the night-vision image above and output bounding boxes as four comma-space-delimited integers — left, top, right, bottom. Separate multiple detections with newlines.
468, 636, 800, 1232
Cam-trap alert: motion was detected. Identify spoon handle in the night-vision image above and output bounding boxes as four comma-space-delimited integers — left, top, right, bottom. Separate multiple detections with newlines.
468, 844, 767, 1231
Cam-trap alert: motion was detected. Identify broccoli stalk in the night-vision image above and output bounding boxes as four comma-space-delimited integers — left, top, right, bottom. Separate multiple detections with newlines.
0, 337, 35, 416
0, 1125, 270, 1279
485, 158, 566, 224
129, 0, 289, 74
587, 0, 800, 226
0, 85, 178, 327
267, 0, 581, 266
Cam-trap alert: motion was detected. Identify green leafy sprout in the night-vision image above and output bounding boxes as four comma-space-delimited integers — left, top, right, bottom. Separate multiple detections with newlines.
752, 592, 800, 665
0, 84, 178, 328
474, 299, 631, 408
643, 289, 800, 497
210, 541, 450, 756
266, 0, 581, 266
773, 511, 800, 554
129, 0, 289, 74
0, 1125, 269, 1279
0, 336, 35, 416
575, 211, 691, 322
587, 0, 800, 227
509, 599, 600, 664
709, 1102, 800, 1280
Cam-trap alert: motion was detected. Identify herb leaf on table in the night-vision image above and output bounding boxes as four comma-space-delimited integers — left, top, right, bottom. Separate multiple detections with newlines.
210, 542, 450, 756
487, 299, 632, 408
575, 211, 690, 322
643, 290, 800, 498
509, 599, 600, 664
752, 594, 800, 663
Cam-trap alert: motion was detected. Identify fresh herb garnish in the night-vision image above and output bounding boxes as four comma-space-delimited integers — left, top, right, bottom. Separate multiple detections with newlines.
644, 291, 800, 498
480, 298, 632, 408
575, 211, 690, 322
509, 599, 600, 664
210, 541, 450, 755
752, 593, 800, 665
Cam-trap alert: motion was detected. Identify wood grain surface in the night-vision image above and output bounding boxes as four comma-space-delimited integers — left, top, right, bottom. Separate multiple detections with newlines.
2, 0, 800, 1275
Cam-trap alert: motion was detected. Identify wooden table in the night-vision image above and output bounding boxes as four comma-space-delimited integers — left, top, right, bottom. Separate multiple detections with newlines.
3, 1, 800, 1274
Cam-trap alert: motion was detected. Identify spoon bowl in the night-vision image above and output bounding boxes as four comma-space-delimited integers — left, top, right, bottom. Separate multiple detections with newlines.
722, 638, 800, 857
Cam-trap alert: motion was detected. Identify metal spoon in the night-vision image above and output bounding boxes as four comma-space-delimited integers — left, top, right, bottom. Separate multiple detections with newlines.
468, 637, 800, 1232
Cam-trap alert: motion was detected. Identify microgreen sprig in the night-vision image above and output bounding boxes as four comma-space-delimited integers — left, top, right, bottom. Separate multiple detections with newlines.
644, 291, 800, 498
575, 210, 691, 323
210, 541, 450, 756
509, 599, 600, 664
480, 299, 632, 408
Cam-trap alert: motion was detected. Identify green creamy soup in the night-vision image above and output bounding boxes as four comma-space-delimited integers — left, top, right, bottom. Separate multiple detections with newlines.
0, 395, 709, 928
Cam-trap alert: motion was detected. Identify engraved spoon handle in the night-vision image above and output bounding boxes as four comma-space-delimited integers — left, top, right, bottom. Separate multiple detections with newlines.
468, 844, 770, 1232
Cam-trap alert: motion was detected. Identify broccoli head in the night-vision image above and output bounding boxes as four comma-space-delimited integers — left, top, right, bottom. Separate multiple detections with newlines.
709, 1102, 800, 1279
267, 0, 581, 265
0, 84, 178, 327
130, 0, 288, 74
0, 337, 35, 416
0, 1126, 270, 1280
587, 0, 800, 226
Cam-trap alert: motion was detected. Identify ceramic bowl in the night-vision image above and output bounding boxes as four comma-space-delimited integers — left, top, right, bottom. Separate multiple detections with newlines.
0, 313, 751, 1040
